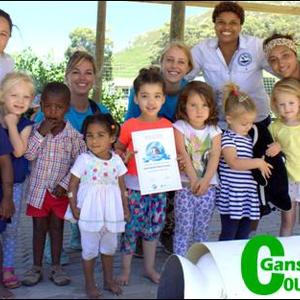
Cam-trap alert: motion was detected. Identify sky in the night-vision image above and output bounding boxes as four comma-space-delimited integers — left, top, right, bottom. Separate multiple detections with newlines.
1, 1, 208, 61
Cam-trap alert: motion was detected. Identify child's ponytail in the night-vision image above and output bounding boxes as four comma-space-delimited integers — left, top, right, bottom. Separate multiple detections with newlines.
223, 82, 256, 117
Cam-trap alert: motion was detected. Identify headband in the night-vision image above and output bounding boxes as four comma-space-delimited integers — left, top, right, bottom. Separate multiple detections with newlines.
264, 38, 297, 58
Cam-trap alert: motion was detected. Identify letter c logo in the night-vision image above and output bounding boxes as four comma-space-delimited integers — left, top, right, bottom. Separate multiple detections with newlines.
241, 235, 284, 295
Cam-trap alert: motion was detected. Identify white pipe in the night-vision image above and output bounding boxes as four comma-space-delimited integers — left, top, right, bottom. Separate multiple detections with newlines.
157, 236, 300, 299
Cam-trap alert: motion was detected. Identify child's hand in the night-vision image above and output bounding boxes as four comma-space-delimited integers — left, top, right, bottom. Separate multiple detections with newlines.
38, 119, 61, 136
70, 206, 80, 220
191, 178, 209, 196
123, 207, 130, 222
123, 150, 137, 164
177, 154, 186, 171
0, 197, 15, 219
52, 185, 67, 198
258, 158, 273, 179
194, 178, 210, 196
4, 114, 19, 127
266, 142, 281, 157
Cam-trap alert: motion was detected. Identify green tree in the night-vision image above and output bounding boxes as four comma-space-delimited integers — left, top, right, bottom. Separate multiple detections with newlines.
100, 82, 127, 124
14, 48, 126, 122
14, 48, 66, 93
65, 27, 113, 81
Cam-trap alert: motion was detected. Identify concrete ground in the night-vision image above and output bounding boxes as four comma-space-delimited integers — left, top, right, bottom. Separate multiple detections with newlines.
10, 202, 300, 299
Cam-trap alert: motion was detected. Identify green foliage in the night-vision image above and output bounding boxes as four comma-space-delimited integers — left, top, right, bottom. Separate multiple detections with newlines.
65, 27, 113, 81
14, 48, 127, 123
100, 82, 127, 124
14, 48, 66, 94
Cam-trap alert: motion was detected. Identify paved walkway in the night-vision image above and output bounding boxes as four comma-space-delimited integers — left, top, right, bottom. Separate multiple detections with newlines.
10, 202, 300, 299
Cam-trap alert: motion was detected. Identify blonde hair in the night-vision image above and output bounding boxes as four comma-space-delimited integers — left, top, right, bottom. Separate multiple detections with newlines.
223, 83, 257, 118
0, 72, 35, 118
65, 50, 97, 82
271, 77, 300, 118
160, 41, 194, 73
0, 72, 35, 99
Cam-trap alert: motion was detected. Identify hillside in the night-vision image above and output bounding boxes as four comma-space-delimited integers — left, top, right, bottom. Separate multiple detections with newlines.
112, 7, 300, 79
112, 29, 162, 78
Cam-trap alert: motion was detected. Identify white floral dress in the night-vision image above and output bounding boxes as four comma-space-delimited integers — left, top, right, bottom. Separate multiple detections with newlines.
70, 151, 127, 232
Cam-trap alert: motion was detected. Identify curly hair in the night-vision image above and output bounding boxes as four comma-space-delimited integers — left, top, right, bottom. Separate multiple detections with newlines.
212, 1, 245, 25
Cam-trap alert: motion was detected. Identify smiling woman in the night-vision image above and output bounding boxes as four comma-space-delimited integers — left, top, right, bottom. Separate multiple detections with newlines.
125, 41, 193, 122
186, 1, 273, 130
263, 33, 300, 80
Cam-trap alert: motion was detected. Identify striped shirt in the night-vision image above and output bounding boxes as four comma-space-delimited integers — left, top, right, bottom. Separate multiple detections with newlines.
25, 121, 87, 209
217, 130, 260, 220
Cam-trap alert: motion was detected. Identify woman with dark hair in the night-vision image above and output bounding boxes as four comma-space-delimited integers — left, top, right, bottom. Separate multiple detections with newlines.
0, 9, 14, 82
187, 1, 273, 129
263, 33, 300, 80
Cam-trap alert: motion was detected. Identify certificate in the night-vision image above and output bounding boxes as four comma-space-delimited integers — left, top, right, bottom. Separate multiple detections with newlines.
132, 127, 182, 195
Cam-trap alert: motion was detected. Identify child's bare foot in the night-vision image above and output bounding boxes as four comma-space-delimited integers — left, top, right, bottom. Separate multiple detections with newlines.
143, 270, 160, 284
116, 272, 130, 286
85, 285, 102, 299
104, 280, 122, 295
0, 286, 14, 299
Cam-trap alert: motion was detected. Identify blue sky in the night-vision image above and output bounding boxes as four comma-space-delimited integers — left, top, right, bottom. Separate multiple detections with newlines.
1, 1, 207, 61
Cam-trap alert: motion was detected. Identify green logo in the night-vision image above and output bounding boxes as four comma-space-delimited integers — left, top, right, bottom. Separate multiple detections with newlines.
241, 235, 300, 295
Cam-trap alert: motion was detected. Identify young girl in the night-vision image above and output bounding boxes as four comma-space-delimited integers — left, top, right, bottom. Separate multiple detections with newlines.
68, 113, 128, 298
217, 83, 272, 241
267, 78, 300, 236
173, 81, 221, 256
0, 72, 35, 289
116, 67, 173, 285
0, 9, 14, 82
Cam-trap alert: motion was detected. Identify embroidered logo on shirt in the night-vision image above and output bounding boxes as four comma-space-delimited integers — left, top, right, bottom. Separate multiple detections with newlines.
238, 52, 252, 66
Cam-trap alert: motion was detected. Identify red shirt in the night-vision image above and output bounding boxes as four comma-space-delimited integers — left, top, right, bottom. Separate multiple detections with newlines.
119, 118, 173, 175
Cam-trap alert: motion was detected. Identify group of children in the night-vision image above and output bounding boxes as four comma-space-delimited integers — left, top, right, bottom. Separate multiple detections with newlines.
0, 64, 300, 298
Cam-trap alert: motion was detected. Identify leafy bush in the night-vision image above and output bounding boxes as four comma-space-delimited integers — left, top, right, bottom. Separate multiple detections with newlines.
14, 48, 66, 94
14, 48, 127, 123
100, 82, 127, 124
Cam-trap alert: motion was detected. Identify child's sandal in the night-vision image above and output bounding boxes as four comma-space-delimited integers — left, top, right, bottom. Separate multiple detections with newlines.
48, 268, 70, 286
2, 267, 21, 289
21, 266, 43, 286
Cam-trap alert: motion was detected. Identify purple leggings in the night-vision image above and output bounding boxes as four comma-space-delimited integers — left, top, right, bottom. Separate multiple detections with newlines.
174, 187, 215, 256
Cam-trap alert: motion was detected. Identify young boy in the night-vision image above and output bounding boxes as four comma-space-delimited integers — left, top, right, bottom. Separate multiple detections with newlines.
22, 82, 86, 287
0, 124, 15, 298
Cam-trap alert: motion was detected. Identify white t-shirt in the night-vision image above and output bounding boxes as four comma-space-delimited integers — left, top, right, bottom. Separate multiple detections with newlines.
186, 34, 274, 128
0, 53, 14, 82
173, 120, 222, 185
